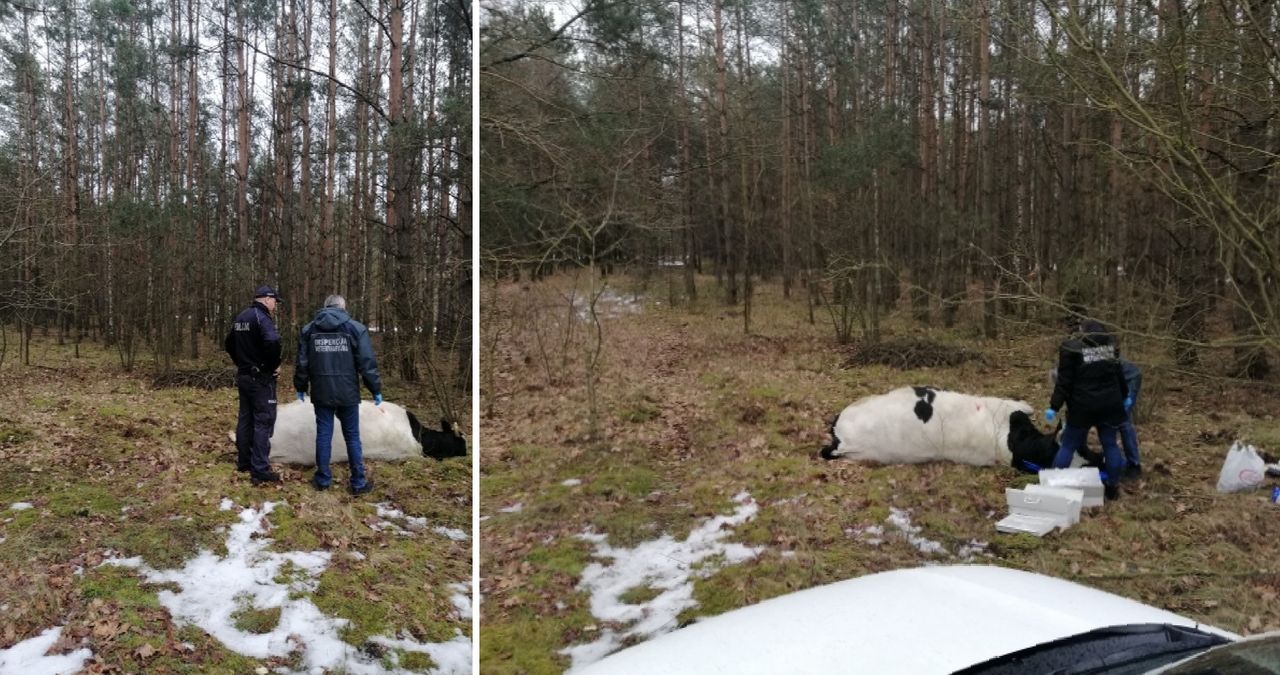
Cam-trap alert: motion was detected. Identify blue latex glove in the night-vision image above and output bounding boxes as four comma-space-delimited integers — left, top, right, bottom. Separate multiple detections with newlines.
1123, 396, 1133, 412
374, 393, 383, 406
1044, 408, 1056, 423
297, 392, 305, 402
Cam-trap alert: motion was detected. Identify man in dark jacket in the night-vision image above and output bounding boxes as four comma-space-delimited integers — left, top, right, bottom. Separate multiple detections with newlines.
293, 294, 381, 494
225, 285, 283, 485
1046, 320, 1129, 500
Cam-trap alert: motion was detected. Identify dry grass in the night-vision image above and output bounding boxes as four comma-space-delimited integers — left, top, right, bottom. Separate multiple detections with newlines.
0, 334, 471, 673
479, 271, 1280, 674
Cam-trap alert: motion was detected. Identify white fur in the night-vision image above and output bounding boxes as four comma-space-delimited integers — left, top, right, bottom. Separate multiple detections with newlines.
827, 387, 1032, 466
230, 401, 423, 466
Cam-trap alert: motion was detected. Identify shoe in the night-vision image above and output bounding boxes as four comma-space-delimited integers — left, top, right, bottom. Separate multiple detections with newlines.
250, 470, 282, 486
1123, 464, 1142, 481
311, 477, 331, 491
350, 480, 374, 496
236, 465, 250, 473
1104, 484, 1121, 501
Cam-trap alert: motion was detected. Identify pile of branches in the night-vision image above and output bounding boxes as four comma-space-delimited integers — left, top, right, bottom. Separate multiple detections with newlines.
151, 367, 237, 390
841, 338, 980, 370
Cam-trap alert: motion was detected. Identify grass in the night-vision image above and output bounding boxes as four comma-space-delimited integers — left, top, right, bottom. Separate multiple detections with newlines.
480, 272, 1280, 673
0, 334, 471, 672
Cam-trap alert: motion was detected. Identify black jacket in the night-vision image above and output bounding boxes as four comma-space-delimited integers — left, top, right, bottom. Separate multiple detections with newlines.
224, 301, 282, 375
1050, 324, 1129, 427
293, 307, 381, 407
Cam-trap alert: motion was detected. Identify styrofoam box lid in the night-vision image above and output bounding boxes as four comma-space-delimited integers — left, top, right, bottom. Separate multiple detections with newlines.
1040, 467, 1104, 489
1024, 485, 1085, 524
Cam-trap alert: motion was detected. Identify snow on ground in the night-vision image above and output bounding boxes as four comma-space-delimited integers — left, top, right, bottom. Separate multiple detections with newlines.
573, 288, 644, 321
104, 500, 470, 675
370, 503, 470, 541
497, 503, 522, 514
847, 507, 989, 561
447, 583, 473, 620
0, 626, 92, 675
561, 479, 582, 487
561, 492, 764, 670
9, 502, 32, 511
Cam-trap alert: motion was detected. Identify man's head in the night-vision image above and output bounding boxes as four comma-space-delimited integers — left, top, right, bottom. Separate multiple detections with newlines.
254, 285, 281, 313
324, 294, 346, 311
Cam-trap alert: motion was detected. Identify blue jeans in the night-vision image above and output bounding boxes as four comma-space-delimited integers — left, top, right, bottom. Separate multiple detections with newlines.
1119, 412, 1140, 468
314, 404, 367, 489
1053, 422, 1124, 487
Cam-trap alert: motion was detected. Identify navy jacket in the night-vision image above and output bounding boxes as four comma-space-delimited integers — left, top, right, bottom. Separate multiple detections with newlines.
1121, 359, 1142, 402
224, 301, 282, 375
1050, 325, 1129, 427
293, 307, 381, 407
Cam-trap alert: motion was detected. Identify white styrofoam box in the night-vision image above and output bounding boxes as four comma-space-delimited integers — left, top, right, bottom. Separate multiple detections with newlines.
1039, 467, 1104, 507
1023, 484, 1084, 524
996, 487, 1081, 536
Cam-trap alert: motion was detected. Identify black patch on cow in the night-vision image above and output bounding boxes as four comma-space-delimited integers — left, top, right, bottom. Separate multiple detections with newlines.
911, 386, 937, 423
1006, 410, 1104, 473
819, 415, 840, 460
407, 410, 468, 460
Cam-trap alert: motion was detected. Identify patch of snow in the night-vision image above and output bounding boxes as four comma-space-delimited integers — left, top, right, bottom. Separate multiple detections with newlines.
849, 509, 989, 561
885, 508, 947, 556
103, 501, 471, 674
349, 551, 367, 562
561, 493, 764, 670
573, 288, 645, 322
219, 498, 234, 511
369, 634, 472, 675
0, 626, 92, 675
10, 502, 33, 511
448, 583, 472, 620
781, 551, 797, 559
434, 527, 469, 542
498, 503, 523, 514
370, 503, 467, 541
561, 479, 583, 487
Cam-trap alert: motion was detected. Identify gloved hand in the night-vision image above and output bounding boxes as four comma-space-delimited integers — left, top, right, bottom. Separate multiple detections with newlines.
297, 392, 306, 402
1123, 396, 1133, 412
374, 393, 383, 406
1044, 408, 1056, 423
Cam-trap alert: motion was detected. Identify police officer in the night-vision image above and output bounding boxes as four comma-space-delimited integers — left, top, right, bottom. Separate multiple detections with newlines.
293, 294, 381, 495
1046, 319, 1129, 500
225, 285, 283, 485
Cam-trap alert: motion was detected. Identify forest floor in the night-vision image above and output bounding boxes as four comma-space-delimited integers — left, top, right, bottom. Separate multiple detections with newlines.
479, 271, 1280, 674
0, 336, 471, 674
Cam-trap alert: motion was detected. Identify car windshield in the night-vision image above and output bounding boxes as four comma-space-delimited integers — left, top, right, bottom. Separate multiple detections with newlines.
1159, 633, 1280, 674
954, 624, 1232, 675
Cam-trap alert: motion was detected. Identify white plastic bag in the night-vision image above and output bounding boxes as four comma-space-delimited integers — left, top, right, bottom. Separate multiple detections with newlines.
1216, 441, 1266, 493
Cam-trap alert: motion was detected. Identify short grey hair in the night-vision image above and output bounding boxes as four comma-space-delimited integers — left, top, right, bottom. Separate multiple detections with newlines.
324, 294, 346, 310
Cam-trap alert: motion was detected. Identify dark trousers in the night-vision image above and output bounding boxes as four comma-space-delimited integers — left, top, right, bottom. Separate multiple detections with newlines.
235, 373, 277, 476
313, 404, 367, 489
1119, 411, 1141, 467
1053, 422, 1124, 487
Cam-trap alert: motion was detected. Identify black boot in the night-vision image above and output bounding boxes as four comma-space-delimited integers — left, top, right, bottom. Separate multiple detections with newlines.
1104, 484, 1121, 501
250, 470, 282, 486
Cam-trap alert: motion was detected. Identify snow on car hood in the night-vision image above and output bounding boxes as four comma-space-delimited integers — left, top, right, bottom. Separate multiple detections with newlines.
573, 564, 1233, 675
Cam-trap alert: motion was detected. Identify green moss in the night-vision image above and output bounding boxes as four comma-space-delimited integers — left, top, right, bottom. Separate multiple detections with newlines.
479, 609, 589, 675
618, 584, 663, 605
0, 417, 33, 446
231, 595, 281, 634
80, 566, 162, 608
398, 651, 437, 671
48, 485, 121, 518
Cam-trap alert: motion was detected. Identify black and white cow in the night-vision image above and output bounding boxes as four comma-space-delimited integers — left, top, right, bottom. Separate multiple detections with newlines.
230, 400, 467, 465
819, 386, 1101, 471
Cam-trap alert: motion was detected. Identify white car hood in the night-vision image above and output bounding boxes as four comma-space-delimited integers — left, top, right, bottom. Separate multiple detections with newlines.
574, 565, 1233, 675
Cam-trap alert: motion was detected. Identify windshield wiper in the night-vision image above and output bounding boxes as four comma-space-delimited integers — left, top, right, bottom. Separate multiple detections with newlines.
954, 624, 1231, 675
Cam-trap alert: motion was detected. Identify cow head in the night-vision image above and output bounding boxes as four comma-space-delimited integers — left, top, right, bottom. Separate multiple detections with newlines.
406, 411, 468, 460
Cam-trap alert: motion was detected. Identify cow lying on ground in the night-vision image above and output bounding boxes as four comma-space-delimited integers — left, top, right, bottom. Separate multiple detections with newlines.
229, 401, 467, 465
819, 386, 1101, 471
